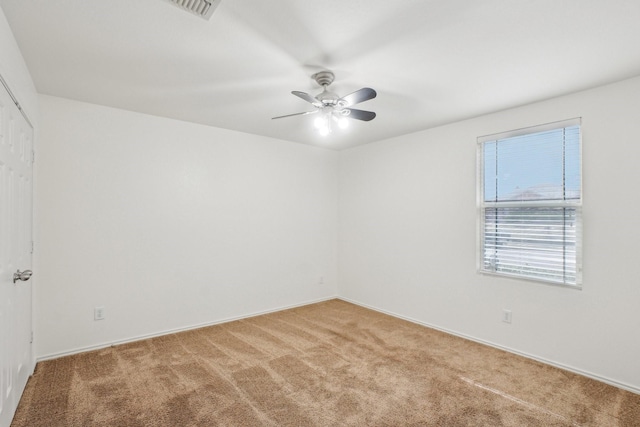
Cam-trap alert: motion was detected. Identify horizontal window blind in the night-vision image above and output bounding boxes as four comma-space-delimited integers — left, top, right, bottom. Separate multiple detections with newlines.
483, 206, 580, 284
478, 119, 582, 286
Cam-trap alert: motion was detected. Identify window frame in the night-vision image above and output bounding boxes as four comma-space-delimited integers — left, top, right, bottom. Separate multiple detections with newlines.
476, 118, 583, 288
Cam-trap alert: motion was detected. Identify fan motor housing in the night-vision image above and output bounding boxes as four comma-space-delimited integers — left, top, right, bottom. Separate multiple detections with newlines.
315, 90, 341, 106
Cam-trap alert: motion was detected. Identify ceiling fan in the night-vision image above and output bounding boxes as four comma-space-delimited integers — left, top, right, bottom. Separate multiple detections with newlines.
272, 71, 377, 136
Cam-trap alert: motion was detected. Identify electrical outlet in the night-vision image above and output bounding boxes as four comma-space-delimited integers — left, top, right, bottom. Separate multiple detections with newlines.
502, 309, 512, 324
318, 276, 324, 285
94, 306, 105, 321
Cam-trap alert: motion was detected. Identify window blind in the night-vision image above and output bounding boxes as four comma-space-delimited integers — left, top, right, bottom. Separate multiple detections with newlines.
479, 119, 582, 286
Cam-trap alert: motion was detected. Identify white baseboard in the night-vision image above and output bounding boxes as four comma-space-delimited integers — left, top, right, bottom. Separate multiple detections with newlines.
36, 295, 338, 362
338, 296, 640, 396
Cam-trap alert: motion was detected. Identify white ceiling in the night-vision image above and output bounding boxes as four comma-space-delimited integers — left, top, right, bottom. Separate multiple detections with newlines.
2, 0, 640, 150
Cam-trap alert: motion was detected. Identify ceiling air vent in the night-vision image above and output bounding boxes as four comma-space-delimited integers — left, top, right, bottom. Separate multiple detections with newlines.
167, 0, 221, 20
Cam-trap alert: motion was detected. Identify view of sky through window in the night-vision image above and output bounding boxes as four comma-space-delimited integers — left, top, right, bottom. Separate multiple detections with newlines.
484, 126, 581, 202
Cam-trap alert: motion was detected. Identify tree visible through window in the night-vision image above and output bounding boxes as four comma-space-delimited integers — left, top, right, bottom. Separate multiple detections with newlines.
478, 119, 582, 286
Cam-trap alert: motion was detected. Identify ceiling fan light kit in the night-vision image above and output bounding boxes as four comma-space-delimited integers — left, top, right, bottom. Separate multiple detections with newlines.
273, 71, 377, 137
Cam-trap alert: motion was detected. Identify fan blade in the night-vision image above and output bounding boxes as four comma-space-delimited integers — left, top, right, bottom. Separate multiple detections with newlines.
272, 110, 318, 120
340, 88, 377, 106
344, 108, 376, 121
292, 91, 322, 107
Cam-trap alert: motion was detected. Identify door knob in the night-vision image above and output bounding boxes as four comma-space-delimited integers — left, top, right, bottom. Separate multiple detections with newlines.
13, 269, 33, 284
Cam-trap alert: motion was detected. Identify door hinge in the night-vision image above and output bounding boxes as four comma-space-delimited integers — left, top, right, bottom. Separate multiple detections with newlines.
31, 240, 34, 254
32, 150, 35, 163
30, 331, 34, 344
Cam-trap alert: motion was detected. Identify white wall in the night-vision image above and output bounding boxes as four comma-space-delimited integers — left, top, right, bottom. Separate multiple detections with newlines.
338, 76, 640, 392
35, 95, 338, 358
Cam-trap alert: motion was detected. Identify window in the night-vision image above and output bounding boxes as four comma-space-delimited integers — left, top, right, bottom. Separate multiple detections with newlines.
478, 119, 582, 287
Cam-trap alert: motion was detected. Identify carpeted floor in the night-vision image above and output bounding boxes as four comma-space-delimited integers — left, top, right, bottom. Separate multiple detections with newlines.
12, 299, 640, 426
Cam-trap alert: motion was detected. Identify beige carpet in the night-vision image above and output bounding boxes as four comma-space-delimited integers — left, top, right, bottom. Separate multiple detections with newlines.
12, 299, 640, 426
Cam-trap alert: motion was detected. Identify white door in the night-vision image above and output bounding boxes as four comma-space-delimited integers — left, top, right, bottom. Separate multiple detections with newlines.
0, 81, 34, 427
